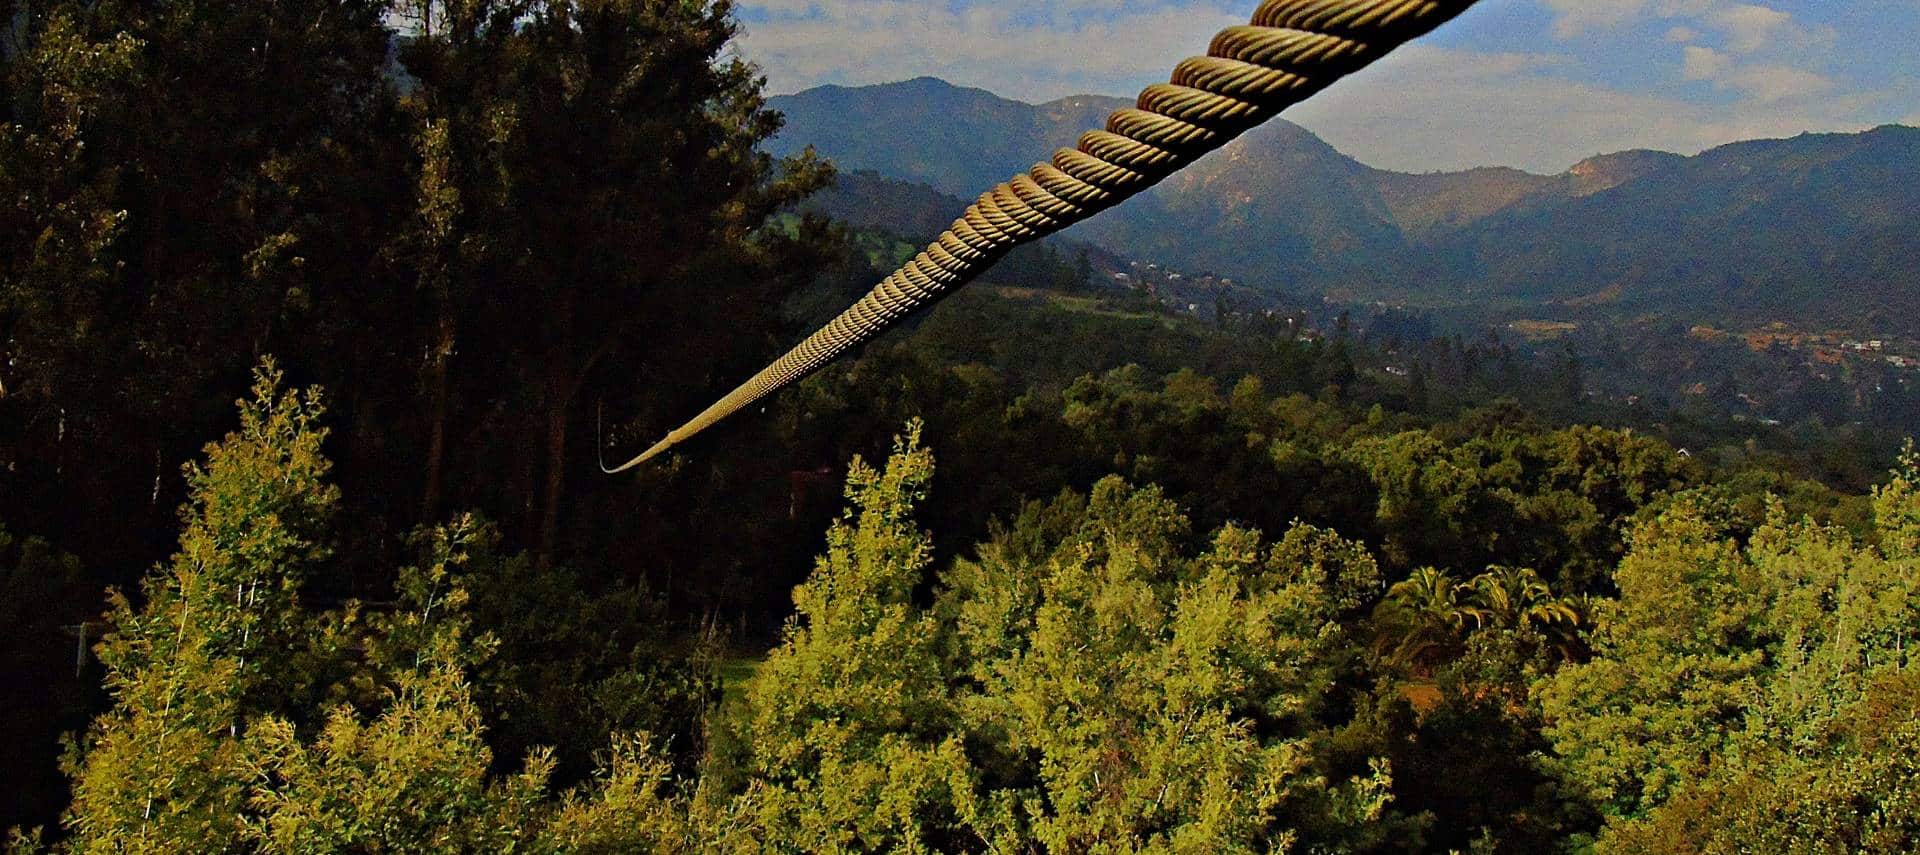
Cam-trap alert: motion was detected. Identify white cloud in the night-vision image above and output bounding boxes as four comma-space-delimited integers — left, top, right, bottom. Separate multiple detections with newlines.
1540, 0, 1818, 52
1541, 0, 1651, 38
1523, 1, 1866, 148
734, 1, 1915, 172
1710, 3, 1790, 52
1682, 45, 1730, 79
1721, 63, 1836, 102
1286, 45, 1880, 172
1540, 0, 1745, 38
1681, 44, 1834, 103
735, 1, 1243, 102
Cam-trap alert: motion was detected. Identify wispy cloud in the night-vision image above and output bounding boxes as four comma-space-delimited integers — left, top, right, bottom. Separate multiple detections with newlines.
1305, 1, 1905, 168
1289, 44, 1879, 172
1678, 42, 1832, 103
1539, 0, 1807, 44
1709, 3, 1791, 53
1540, 0, 1658, 38
733, 0, 1919, 172
735, 1, 1242, 103
1682, 44, 1731, 79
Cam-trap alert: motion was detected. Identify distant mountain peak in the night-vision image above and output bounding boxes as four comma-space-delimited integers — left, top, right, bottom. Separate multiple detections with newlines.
1566, 150, 1684, 197
886, 75, 989, 96
864, 75, 963, 91
769, 77, 1145, 197
787, 76, 1027, 106
1037, 92, 1135, 110
769, 77, 1920, 332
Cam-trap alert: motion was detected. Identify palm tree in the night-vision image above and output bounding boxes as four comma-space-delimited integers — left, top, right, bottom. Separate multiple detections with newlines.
1463, 566, 1575, 628
1373, 567, 1474, 673
1373, 566, 1588, 673
1463, 566, 1584, 659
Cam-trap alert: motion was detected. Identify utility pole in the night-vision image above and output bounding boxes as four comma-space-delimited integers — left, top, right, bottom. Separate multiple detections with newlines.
65, 621, 99, 678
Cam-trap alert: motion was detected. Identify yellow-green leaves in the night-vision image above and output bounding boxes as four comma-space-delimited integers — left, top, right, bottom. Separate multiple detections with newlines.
733, 420, 977, 851
63, 362, 335, 854
723, 423, 1395, 852
1540, 472, 1920, 851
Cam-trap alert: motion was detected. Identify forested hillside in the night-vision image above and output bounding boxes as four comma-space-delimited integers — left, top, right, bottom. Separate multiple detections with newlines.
1417, 125, 1920, 326
771, 78, 1920, 332
773, 78, 1920, 439
4, 1, 1918, 852
769, 77, 1127, 199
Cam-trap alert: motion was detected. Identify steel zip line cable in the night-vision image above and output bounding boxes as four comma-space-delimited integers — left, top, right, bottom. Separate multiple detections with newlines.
604, 0, 1484, 473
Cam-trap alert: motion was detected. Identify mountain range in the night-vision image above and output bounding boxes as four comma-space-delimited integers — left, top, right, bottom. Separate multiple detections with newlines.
769, 77, 1920, 332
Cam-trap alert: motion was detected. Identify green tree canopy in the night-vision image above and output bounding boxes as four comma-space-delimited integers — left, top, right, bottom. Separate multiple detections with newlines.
722, 422, 1402, 852
1539, 449, 1920, 851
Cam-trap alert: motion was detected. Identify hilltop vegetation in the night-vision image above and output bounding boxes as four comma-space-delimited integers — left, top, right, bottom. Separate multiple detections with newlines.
3, 1, 1917, 852
20, 370, 1920, 852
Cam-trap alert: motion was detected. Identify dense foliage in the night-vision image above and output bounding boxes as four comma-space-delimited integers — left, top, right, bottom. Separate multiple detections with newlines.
3, 0, 1913, 851
17, 379, 1914, 851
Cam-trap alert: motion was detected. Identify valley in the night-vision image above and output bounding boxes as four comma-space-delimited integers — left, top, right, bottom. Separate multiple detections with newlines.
771, 76, 1920, 435
771, 77, 1920, 335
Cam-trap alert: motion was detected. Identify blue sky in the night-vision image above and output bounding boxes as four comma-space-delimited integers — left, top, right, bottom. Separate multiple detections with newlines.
731, 1, 1920, 173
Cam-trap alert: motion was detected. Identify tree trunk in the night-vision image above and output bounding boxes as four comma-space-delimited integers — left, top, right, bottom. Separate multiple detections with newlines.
535, 327, 612, 569
421, 312, 453, 522
538, 367, 571, 570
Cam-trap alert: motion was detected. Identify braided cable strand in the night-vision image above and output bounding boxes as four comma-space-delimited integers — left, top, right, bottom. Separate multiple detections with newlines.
606, 0, 1481, 472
